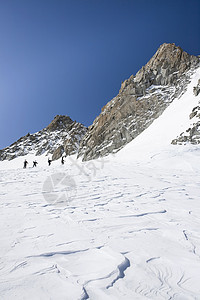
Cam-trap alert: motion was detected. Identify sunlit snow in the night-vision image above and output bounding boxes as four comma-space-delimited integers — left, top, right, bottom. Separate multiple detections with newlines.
0, 67, 200, 299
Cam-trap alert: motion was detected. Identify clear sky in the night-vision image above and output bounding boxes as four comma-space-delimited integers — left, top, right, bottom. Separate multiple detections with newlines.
0, 0, 199, 149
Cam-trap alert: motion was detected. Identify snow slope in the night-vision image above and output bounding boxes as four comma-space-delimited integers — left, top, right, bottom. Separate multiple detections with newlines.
0, 67, 200, 299
117, 66, 200, 162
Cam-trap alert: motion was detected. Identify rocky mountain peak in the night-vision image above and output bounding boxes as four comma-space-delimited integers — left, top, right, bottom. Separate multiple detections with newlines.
146, 43, 191, 70
120, 43, 199, 94
0, 115, 87, 161
46, 115, 74, 131
78, 43, 200, 161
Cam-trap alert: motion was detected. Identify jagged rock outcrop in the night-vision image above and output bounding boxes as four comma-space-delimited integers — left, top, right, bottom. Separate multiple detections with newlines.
172, 106, 200, 145
0, 115, 87, 161
52, 145, 64, 161
78, 43, 199, 161
193, 79, 200, 96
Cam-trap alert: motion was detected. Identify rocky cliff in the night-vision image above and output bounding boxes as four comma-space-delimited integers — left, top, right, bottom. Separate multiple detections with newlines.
0, 115, 87, 161
78, 43, 199, 161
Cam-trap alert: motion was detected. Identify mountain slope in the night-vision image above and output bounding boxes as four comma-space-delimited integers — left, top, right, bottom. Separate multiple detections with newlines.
116, 65, 200, 162
0, 115, 87, 161
0, 66, 200, 298
171, 79, 200, 145
78, 43, 199, 161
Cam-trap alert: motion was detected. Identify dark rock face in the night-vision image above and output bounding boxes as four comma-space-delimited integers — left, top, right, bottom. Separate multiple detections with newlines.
172, 106, 200, 145
78, 43, 199, 161
193, 79, 200, 96
52, 145, 64, 161
0, 115, 87, 161
46, 115, 73, 131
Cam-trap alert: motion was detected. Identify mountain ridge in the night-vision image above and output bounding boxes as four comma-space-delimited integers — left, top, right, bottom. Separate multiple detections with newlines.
77, 43, 199, 161
0, 115, 87, 161
1, 43, 199, 162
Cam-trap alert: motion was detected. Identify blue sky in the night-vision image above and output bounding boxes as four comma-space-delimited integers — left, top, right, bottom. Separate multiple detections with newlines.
0, 0, 199, 149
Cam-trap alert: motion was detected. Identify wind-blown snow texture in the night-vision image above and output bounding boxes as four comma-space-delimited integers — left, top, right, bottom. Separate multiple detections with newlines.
0, 68, 200, 299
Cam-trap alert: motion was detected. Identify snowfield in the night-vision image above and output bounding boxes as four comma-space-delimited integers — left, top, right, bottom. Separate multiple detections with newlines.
0, 67, 200, 299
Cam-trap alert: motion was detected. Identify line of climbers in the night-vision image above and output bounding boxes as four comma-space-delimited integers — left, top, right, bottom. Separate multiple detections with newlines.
23, 156, 65, 169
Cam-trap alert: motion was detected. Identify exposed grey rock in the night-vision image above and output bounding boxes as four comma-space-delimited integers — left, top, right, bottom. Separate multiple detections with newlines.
193, 79, 200, 96
0, 115, 87, 161
172, 106, 200, 145
46, 115, 73, 131
78, 43, 199, 161
52, 146, 64, 160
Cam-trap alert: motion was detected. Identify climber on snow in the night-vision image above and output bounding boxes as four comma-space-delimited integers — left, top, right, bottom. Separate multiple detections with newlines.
48, 158, 52, 166
23, 160, 28, 169
33, 160, 38, 167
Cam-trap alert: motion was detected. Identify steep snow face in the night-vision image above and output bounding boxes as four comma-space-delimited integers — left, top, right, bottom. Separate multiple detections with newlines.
0, 115, 87, 161
171, 79, 200, 145
116, 66, 200, 161
0, 67, 200, 299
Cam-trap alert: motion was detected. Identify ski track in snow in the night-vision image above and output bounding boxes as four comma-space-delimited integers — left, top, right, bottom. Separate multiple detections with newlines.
0, 67, 200, 299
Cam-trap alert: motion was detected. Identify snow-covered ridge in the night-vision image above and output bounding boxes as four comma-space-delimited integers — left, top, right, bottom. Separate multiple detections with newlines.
0, 115, 87, 161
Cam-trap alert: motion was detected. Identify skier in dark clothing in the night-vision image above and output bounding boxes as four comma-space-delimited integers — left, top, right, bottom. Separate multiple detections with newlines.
23, 160, 28, 169
33, 161, 38, 167
61, 156, 64, 165
48, 158, 52, 166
